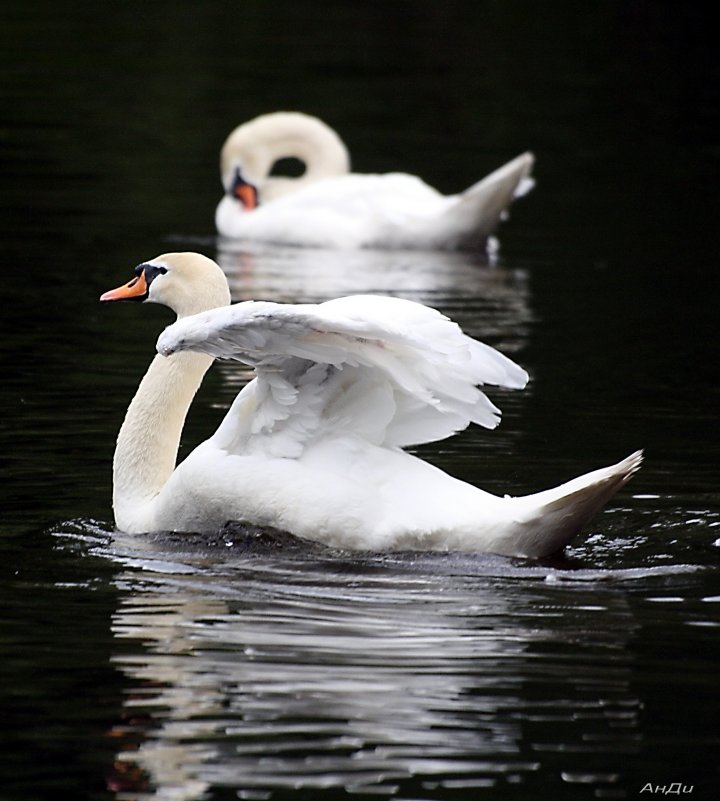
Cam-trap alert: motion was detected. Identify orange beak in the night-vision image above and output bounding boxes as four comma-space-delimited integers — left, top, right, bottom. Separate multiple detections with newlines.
234, 182, 258, 211
100, 270, 149, 302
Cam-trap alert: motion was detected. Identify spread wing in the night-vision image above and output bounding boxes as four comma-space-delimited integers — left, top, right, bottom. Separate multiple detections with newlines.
157, 294, 528, 454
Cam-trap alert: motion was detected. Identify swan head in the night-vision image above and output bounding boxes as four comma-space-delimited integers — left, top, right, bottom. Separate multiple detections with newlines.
220, 111, 351, 205
100, 252, 231, 318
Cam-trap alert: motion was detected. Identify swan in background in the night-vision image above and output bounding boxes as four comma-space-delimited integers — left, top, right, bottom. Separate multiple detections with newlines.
100, 252, 641, 557
215, 112, 535, 250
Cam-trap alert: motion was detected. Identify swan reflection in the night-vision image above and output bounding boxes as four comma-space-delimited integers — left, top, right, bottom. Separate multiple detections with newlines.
106, 543, 641, 799
215, 241, 532, 324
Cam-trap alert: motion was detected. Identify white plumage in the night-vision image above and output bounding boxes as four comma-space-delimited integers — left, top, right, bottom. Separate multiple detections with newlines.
157, 294, 527, 449
101, 252, 642, 557
215, 112, 535, 250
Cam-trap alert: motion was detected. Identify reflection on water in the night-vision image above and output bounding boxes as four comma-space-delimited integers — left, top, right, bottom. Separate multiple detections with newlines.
94, 528, 657, 801
215, 240, 519, 304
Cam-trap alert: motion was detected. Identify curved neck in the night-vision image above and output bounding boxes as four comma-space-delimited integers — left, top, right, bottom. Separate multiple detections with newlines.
221, 113, 351, 202
113, 350, 214, 531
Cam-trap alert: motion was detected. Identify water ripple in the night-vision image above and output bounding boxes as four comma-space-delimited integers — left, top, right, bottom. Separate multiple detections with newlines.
48, 519, 718, 799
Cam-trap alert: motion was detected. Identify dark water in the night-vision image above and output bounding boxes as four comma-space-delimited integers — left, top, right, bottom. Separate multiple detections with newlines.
2, 2, 719, 800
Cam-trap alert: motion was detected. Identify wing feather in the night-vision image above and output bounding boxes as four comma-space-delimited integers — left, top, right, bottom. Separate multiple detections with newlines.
156, 295, 528, 449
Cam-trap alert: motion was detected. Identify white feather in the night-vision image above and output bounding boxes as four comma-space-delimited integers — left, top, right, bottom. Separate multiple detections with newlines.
215, 112, 534, 250
157, 294, 528, 452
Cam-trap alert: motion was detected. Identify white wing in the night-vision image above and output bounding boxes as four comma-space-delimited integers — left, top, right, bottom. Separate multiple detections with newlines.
157, 295, 528, 453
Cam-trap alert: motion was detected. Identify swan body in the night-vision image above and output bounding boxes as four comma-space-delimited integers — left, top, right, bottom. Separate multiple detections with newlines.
101, 252, 642, 557
216, 112, 535, 250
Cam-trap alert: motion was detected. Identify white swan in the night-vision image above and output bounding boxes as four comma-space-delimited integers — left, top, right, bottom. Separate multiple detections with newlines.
215, 112, 535, 250
100, 252, 642, 557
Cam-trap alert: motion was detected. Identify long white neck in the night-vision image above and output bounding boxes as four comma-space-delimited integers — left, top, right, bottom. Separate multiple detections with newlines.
221, 112, 351, 202
112, 349, 214, 531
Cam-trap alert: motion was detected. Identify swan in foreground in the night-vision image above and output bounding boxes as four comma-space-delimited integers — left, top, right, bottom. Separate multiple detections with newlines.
216, 112, 535, 250
100, 252, 642, 557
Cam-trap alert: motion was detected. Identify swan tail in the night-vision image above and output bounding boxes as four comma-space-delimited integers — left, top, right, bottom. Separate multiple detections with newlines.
504, 450, 643, 558
435, 152, 535, 248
